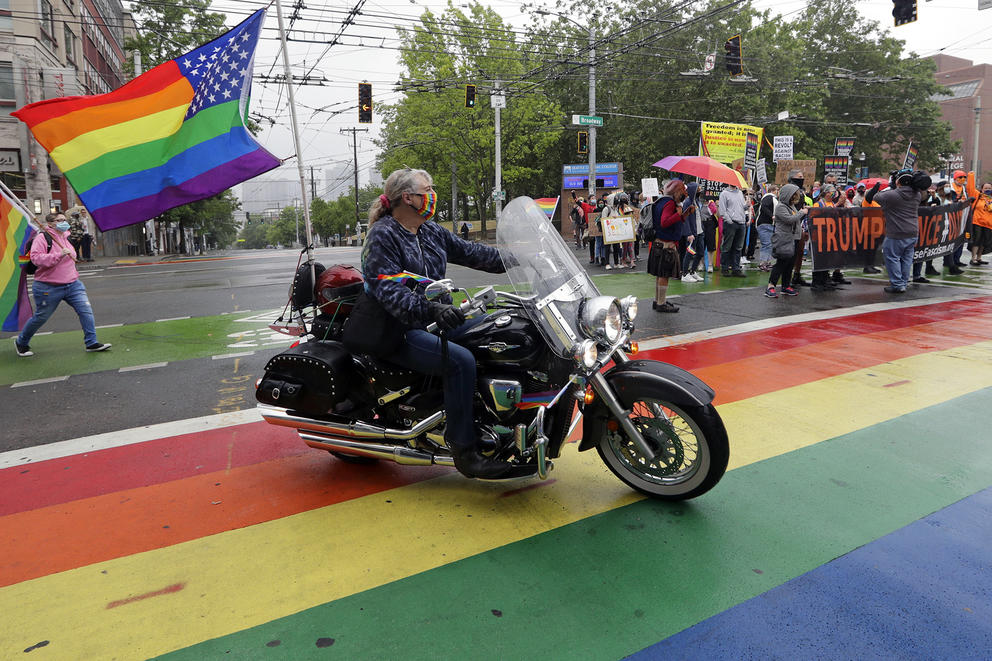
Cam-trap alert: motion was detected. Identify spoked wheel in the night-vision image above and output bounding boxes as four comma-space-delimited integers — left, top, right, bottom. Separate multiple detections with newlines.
596, 397, 728, 500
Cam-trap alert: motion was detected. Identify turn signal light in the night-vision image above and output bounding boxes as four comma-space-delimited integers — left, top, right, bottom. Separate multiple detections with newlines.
628, 341, 639, 355
583, 385, 595, 405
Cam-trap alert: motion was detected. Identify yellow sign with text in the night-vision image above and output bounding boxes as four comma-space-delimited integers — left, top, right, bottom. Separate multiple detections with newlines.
699, 122, 764, 166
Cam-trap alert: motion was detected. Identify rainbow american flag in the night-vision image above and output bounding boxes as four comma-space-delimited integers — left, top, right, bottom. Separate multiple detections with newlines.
0, 189, 35, 332
534, 197, 559, 221
11, 10, 278, 232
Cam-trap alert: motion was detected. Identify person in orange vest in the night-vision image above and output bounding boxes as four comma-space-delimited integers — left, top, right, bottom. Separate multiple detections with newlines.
963, 172, 992, 266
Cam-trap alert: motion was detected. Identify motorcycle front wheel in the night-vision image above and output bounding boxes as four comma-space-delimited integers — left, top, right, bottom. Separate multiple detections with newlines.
596, 397, 728, 500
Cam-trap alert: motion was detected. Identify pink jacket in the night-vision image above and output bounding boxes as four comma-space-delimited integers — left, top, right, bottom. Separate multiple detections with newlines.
31, 228, 79, 284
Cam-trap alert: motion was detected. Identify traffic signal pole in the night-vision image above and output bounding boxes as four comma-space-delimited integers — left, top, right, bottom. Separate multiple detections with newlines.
494, 80, 502, 225
588, 19, 596, 200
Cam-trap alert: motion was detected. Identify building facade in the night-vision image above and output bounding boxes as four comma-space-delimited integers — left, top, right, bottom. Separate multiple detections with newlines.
0, 0, 145, 255
931, 54, 991, 180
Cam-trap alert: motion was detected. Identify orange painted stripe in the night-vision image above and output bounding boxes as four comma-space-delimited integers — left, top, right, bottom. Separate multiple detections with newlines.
31, 77, 193, 151
12, 60, 184, 127
5, 311, 992, 586
0, 452, 450, 587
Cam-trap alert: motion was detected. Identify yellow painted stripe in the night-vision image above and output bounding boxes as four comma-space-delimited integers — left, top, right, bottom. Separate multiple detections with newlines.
49, 104, 189, 172
2, 341, 992, 659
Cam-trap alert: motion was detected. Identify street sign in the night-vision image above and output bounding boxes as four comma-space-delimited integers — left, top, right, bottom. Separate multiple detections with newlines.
571, 114, 604, 127
490, 93, 506, 109
491, 190, 506, 201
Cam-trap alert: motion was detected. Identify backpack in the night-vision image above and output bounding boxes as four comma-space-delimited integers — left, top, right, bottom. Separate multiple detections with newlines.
21, 232, 53, 276
638, 202, 655, 242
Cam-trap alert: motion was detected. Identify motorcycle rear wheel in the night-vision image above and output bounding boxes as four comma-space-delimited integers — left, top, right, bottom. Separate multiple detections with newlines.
596, 397, 728, 501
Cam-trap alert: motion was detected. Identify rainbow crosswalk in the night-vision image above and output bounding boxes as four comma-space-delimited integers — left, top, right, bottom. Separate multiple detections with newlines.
2, 297, 992, 659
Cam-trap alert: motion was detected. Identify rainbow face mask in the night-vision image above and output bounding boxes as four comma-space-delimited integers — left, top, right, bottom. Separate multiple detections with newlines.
415, 190, 437, 221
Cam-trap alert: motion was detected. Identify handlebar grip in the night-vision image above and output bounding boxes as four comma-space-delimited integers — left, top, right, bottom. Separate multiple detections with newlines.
426, 298, 476, 335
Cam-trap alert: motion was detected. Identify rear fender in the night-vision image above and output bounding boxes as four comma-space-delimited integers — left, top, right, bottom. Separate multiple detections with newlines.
578, 359, 715, 452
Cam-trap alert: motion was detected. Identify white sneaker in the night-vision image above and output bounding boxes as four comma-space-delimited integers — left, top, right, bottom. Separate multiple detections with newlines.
681, 274, 696, 283
706, 266, 713, 273
740, 257, 749, 265
692, 272, 703, 281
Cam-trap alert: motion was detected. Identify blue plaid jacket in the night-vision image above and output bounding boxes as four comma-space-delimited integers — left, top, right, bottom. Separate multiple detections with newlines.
361, 216, 505, 328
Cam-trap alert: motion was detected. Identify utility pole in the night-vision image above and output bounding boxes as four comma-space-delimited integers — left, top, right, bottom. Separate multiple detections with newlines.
494, 79, 502, 227
973, 96, 982, 174
588, 16, 597, 200
310, 166, 316, 200
340, 127, 368, 239
451, 154, 458, 234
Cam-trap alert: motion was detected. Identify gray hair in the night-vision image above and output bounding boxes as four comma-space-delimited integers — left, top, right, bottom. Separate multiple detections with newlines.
368, 168, 433, 225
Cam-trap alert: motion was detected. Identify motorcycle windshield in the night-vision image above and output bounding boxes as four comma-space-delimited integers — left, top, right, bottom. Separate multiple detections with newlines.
497, 196, 601, 357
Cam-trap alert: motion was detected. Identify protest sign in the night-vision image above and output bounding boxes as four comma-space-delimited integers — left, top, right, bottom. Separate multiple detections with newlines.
773, 135, 793, 162
834, 137, 856, 156
641, 178, 659, 199
744, 132, 759, 170
698, 121, 764, 165
903, 142, 919, 169
774, 159, 816, 186
807, 202, 971, 270
823, 155, 850, 186
756, 158, 767, 186
602, 215, 635, 244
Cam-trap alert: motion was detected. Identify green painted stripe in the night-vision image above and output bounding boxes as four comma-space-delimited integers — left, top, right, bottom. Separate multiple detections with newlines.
0, 311, 291, 385
159, 386, 992, 660
65, 101, 242, 194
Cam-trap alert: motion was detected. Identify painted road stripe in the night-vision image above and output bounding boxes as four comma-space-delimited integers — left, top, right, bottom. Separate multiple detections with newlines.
212, 351, 255, 360
3, 342, 992, 659
155, 315, 192, 322
639, 293, 985, 351
10, 376, 69, 388
158, 389, 992, 661
118, 362, 168, 372
0, 408, 263, 469
634, 486, 992, 659
95, 323, 124, 329
6, 316, 991, 582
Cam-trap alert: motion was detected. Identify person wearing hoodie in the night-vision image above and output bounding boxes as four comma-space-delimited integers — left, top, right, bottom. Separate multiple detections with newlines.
14, 212, 112, 357
755, 184, 778, 271
866, 169, 924, 293
765, 184, 806, 298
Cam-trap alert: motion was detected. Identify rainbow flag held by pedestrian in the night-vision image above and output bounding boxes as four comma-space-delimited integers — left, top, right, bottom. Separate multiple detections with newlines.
11, 9, 279, 232
534, 197, 559, 221
0, 189, 35, 332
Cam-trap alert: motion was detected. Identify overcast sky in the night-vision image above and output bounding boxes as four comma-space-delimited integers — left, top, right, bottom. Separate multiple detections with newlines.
219, 0, 992, 203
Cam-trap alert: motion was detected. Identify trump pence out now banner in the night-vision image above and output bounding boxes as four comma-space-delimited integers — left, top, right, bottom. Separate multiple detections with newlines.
807, 202, 972, 271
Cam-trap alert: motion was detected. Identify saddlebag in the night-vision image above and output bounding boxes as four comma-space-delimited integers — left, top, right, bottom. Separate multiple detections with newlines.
256, 340, 353, 415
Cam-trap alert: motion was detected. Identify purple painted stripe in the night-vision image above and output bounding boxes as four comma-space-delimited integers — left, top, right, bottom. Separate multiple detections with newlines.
89, 148, 280, 231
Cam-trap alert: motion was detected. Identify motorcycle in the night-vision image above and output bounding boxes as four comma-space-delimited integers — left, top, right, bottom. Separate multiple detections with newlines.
255, 196, 729, 500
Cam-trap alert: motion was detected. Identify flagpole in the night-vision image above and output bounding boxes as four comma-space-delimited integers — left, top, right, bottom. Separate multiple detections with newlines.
272, 0, 316, 288
0, 178, 40, 229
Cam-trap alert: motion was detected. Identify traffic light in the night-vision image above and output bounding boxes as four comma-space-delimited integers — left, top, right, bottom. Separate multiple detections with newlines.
245, 212, 251, 225
724, 34, 743, 76
892, 0, 917, 26
577, 131, 588, 154
358, 82, 372, 123
465, 84, 476, 108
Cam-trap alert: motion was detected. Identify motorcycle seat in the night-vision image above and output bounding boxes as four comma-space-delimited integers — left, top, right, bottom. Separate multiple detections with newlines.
352, 354, 419, 391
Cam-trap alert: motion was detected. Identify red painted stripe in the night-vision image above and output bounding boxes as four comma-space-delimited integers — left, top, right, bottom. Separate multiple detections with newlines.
640, 297, 992, 370
0, 422, 305, 517
11, 61, 183, 126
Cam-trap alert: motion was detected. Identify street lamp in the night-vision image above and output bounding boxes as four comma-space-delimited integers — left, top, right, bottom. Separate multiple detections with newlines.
536, 9, 597, 199
857, 152, 866, 180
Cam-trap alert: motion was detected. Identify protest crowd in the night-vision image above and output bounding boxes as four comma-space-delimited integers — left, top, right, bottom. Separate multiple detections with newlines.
567, 165, 991, 312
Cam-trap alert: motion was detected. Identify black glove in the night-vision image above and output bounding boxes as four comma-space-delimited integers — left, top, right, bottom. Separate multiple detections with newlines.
865, 182, 881, 204
429, 302, 465, 332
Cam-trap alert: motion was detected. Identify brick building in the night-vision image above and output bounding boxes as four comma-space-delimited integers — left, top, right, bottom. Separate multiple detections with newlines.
930, 54, 991, 180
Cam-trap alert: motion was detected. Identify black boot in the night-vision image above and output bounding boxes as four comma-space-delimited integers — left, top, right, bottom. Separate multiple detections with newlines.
831, 269, 852, 285
450, 446, 538, 480
925, 264, 940, 276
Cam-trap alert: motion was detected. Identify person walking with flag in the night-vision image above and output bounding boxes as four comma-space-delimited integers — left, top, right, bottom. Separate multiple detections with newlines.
14, 212, 110, 356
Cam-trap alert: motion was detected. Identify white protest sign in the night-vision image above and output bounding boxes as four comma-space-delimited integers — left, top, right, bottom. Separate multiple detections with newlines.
641, 178, 659, 199
773, 135, 794, 162
756, 158, 767, 186
602, 215, 635, 245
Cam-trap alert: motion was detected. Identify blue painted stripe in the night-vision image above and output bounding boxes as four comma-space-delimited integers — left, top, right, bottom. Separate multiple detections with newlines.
629, 486, 992, 660
79, 126, 258, 211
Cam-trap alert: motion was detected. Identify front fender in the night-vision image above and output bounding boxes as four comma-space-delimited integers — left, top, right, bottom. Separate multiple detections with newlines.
578, 359, 715, 452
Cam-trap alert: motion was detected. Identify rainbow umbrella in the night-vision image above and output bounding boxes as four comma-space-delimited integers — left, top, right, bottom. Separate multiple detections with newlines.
652, 155, 749, 189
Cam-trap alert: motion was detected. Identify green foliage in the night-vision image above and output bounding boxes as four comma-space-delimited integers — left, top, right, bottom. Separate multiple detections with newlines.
265, 206, 302, 247
238, 221, 269, 249
157, 190, 241, 250
124, 0, 228, 72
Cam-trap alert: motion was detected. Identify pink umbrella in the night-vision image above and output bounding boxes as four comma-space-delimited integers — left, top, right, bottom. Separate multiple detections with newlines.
652, 155, 750, 189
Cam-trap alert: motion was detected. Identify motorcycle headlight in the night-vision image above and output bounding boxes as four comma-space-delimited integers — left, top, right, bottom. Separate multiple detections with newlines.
572, 339, 598, 368
621, 295, 638, 322
580, 296, 623, 344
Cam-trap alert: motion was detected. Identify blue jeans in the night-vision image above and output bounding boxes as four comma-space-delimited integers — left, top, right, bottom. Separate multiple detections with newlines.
388, 318, 483, 450
882, 236, 916, 290
18, 279, 98, 347
757, 223, 774, 264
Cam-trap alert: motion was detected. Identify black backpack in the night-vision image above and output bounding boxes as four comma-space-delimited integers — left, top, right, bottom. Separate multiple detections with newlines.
21, 232, 53, 276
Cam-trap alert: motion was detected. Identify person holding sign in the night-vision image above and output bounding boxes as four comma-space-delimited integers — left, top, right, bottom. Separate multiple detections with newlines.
866, 169, 926, 294
648, 180, 693, 313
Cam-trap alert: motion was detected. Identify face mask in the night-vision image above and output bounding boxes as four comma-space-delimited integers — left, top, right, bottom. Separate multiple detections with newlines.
55, 221, 70, 231
944, 187, 952, 194
414, 190, 437, 220
984, 190, 992, 197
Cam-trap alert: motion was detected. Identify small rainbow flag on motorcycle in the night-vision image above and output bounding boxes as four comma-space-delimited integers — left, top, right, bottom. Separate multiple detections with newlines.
0, 189, 35, 332
514, 390, 559, 410
377, 271, 434, 284
533, 197, 560, 221
11, 9, 279, 232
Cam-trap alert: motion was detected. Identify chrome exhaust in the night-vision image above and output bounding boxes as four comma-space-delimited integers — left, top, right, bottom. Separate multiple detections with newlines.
257, 405, 444, 441
299, 433, 455, 467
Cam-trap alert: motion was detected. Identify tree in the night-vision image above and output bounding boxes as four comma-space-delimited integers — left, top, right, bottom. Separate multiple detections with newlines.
238, 221, 269, 249
266, 206, 301, 247
377, 1, 563, 233
125, 0, 227, 73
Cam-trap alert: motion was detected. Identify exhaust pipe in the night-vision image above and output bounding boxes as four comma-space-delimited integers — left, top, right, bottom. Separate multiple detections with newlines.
258, 405, 444, 441
299, 433, 455, 467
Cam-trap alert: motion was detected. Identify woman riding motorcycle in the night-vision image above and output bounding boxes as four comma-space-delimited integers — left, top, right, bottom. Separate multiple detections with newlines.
360, 168, 536, 480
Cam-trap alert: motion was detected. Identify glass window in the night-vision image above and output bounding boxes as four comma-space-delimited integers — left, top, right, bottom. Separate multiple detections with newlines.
64, 25, 74, 61
40, 0, 54, 37
0, 62, 13, 100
